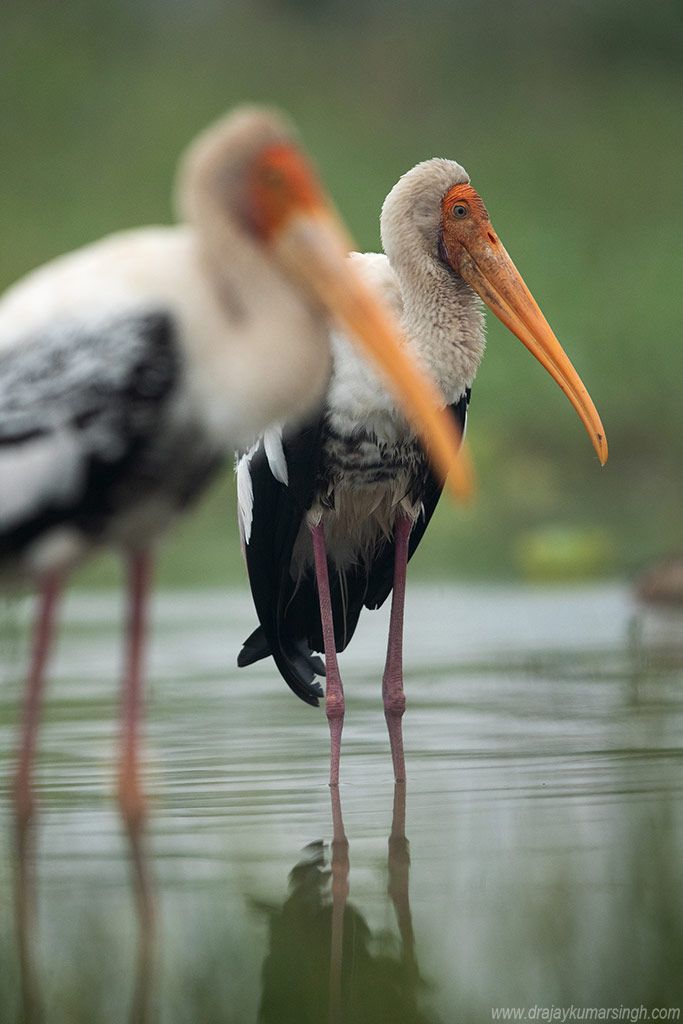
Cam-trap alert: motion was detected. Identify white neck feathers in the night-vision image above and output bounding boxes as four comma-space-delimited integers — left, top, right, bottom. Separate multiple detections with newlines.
380, 158, 487, 399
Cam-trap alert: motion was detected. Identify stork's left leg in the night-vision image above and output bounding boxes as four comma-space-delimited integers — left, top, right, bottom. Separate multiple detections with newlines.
117, 551, 155, 937
382, 515, 412, 783
310, 522, 345, 787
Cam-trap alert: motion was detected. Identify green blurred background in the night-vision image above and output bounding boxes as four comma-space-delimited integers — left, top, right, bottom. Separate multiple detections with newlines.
1, 0, 680, 586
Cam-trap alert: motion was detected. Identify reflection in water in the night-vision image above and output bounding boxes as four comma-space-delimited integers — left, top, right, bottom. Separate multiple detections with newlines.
328, 786, 349, 1024
1, 585, 682, 1020
5, 593, 159, 1024
14, 820, 43, 1024
12, 812, 157, 1024
126, 827, 157, 1024
255, 783, 435, 1024
128, 860, 156, 1024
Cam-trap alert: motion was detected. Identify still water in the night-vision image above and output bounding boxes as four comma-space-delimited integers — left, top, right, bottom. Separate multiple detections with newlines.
0, 585, 682, 1023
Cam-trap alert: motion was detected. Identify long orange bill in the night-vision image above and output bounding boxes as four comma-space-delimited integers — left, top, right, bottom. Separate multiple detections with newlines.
452, 207, 607, 466
273, 209, 475, 501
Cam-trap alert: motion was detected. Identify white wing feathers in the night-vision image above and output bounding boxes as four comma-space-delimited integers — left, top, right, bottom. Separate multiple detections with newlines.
236, 443, 258, 547
263, 426, 288, 486
0, 429, 84, 531
236, 425, 289, 549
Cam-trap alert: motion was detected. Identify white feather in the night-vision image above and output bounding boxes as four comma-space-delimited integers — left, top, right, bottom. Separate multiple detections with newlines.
263, 425, 288, 486
235, 443, 260, 547
0, 429, 84, 530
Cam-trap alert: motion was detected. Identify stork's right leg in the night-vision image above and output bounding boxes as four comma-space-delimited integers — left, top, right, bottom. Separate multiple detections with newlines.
14, 574, 62, 853
382, 515, 412, 783
310, 522, 345, 787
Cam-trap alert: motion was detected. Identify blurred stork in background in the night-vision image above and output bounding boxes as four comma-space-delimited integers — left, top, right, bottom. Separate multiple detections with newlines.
238, 158, 607, 786
636, 557, 683, 607
0, 108, 471, 899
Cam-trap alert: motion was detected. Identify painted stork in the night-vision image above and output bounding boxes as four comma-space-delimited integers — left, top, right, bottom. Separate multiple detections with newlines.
0, 112, 471, 872
237, 157, 608, 785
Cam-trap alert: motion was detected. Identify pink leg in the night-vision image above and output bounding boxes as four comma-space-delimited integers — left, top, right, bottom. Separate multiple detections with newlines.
382, 516, 412, 783
311, 522, 345, 787
14, 574, 62, 846
118, 551, 155, 944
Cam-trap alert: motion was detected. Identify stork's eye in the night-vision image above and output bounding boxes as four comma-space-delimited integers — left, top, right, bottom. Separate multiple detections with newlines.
452, 203, 468, 219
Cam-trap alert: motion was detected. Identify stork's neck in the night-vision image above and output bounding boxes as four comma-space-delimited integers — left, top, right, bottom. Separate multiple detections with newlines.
187, 219, 330, 446
196, 213, 273, 313
391, 248, 485, 402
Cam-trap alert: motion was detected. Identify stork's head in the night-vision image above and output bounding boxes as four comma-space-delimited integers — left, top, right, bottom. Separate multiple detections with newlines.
175, 108, 476, 500
381, 159, 608, 466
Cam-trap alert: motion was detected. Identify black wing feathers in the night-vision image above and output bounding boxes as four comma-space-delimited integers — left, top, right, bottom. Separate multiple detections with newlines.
238, 392, 470, 705
239, 414, 327, 706
363, 391, 470, 610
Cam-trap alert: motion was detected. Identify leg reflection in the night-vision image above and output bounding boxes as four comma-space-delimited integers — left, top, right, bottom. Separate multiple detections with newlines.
14, 857, 43, 1024
256, 783, 434, 1024
13, 575, 62, 1024
387, 781, 417, 982
328, 785, 349, 1024
128, 916, 155, 1024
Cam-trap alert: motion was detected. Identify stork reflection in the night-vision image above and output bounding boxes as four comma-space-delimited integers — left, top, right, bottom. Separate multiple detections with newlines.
255, 783, 434, 1024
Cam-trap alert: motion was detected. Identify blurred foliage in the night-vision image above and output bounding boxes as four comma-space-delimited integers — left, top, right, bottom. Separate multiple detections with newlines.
0, 0, 681, 584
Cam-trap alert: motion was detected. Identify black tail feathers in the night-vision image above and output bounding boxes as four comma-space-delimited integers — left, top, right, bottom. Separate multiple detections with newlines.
238, 625, 325, 707
237, 626, 271, 667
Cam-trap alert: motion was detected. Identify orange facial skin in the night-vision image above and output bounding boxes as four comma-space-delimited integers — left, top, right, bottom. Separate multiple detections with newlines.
247, 143, 326, 241
444, 183, 491, 228
439, 183, 608, 465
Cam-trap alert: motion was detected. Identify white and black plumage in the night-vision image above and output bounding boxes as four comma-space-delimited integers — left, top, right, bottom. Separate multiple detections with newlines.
0, 304, 211, 575
237, 158, 608, 785
4, 110, 471, 892
236, 387, 469, 691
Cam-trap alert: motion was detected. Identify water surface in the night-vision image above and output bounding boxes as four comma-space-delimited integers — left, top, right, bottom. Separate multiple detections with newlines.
1, 585, 682, 1023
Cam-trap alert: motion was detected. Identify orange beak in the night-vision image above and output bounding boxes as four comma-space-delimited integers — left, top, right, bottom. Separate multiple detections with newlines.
444, 190, 607, 465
